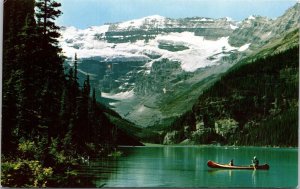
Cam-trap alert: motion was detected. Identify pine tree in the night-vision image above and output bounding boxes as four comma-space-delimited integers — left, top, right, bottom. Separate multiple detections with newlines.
35, 0, 62, 46
59, 89, 69, 137
34, 0, 65, 145
83, 75, 91, 97
2, 1, 121, 182
2, 75, 18, 154
91, 88, 97, 113
73, 53, 79, 88
3, 0, 39, 147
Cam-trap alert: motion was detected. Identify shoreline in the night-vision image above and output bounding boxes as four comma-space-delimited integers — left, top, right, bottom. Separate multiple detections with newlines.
133, 143, 299, 149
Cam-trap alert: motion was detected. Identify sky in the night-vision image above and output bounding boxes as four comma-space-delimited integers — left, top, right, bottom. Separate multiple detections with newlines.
56, 0, 297, 29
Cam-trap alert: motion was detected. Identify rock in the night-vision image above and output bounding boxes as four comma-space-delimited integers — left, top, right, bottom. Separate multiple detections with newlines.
214, 118, 238, 137
163, 131, 181, 145
180, 139, 195, 145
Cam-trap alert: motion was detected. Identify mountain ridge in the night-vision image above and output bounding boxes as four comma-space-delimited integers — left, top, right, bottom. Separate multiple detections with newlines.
59, 3, 299, 128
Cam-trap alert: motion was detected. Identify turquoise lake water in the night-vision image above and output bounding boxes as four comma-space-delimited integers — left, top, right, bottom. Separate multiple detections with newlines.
77, 146, 298, 187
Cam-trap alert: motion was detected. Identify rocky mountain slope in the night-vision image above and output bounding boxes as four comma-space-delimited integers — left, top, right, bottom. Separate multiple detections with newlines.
229, 3, 300, 48
59, 3, 299, 128
163, 29, 299, 146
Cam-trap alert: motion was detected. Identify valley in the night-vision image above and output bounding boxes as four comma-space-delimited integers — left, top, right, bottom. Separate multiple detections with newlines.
60, 15, 249, 127
59, 3, 299, 144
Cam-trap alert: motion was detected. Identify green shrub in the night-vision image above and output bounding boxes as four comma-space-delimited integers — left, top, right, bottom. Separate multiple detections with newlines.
49, 138, 67, 164
18, 140, 38, 159
1, 160, 53, 187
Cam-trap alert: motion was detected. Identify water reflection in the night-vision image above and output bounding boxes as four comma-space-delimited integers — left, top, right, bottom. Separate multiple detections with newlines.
75, 146, 297, 188
207, 169, 233, 178
76, 157, 119, 187
252, 170, 256, 186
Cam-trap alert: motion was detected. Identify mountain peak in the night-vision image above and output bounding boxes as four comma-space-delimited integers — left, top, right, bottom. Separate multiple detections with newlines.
143, 15, 166, 20
113, 15, 166, 30
225, 17, 234, 22
247, 15, 256, 20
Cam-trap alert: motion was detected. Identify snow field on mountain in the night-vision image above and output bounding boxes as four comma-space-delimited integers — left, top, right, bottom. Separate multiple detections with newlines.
102, 89, 135, 100
60, 28, 250, 72
117, 15, 167, 30
150, 32, 238, 72
238, 43, 251, 52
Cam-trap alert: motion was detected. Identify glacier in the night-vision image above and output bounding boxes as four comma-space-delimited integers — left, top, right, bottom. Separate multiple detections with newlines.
59, 20, 250, 73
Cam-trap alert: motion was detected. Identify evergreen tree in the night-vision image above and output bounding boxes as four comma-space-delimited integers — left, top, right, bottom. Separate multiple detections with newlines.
2, 0, 38, 152
34, 0, 65, 148
83, 75, 91, 97
2, 75, 18, 154
74, 53, 78, 83
91, 88, 97, 114
2, 0, 135, 186
35, 0, 62, 46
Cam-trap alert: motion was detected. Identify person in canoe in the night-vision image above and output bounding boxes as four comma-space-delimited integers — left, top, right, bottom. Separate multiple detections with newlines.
228, 159, 234, 166
251, 156, 259, 168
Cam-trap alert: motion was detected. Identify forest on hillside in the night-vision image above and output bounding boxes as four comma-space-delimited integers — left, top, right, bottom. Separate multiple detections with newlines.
165, 45, 298, 146
1, 0, 141, 187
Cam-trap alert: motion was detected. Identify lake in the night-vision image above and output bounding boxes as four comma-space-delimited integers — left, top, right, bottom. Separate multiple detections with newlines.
76, 146, 298, 188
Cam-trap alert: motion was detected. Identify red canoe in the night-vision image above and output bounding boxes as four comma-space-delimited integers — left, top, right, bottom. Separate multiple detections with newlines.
207, 160, 269, 170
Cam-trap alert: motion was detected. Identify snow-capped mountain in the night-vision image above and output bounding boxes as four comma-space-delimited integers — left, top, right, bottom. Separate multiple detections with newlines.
109, 15, 168, 30
60, 29, 244, 72
59, 3, 299, 127
60, 15, 243, 71
107, 15, 238, 31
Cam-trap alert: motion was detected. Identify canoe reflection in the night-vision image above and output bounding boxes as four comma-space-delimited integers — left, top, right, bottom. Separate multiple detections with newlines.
208, 168, 258, 186
207, 169, 233, 176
